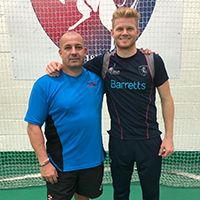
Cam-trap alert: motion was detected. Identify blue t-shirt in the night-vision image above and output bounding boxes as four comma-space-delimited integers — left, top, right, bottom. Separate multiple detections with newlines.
25, 68, 105, 172
84, 49, 169, 140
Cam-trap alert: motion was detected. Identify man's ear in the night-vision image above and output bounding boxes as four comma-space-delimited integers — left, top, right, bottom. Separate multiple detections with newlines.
111, 29, 114, 38
59, 49, 62, 58
84, 47, 87, 57
137, 27, 140, 37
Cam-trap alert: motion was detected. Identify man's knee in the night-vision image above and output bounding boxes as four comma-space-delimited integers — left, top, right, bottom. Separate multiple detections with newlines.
74, 193, 89, 200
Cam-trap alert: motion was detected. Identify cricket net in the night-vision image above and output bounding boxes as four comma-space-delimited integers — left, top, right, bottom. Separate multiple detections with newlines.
0, 0, 200, 189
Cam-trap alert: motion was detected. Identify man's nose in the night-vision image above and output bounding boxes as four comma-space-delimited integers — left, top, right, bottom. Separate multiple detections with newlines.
71, 47, 77, 54
122, 29, 128, 35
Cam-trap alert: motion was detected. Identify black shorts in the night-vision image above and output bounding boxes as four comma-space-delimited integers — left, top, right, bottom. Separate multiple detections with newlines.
47, 163, 104, 200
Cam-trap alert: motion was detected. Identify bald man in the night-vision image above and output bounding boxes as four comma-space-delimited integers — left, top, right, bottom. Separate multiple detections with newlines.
25, 31, 105, 200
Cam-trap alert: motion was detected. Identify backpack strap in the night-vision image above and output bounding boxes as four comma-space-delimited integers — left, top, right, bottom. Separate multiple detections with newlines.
102, 51, 115, 79
145, 53, 155, 79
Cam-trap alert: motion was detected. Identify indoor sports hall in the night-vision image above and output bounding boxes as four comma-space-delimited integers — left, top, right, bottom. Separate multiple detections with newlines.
0, 0, 199, 199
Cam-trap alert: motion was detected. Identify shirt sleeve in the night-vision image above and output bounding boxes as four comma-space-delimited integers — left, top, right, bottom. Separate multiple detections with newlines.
154, 54, 169, 87
24, 78, 48, 126
83, 54, 104, 77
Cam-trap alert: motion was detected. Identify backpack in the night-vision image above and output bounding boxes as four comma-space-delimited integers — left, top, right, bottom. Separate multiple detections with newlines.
101, 51, 155, 79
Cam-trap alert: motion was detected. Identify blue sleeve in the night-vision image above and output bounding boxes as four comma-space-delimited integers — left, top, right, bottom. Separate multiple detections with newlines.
83, 54, 104, 77
154, 54, 169, 87
24, 78, 48, 126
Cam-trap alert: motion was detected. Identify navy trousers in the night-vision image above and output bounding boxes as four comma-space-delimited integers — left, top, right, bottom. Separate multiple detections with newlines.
109, 136, 162, 200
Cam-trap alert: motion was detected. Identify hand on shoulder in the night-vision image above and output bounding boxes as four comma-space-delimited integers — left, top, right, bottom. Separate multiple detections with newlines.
46, 61, 62, 77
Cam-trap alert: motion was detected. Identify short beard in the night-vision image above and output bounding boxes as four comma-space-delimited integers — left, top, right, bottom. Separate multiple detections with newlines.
68, 65, 82, 72
116, 40, 136, 50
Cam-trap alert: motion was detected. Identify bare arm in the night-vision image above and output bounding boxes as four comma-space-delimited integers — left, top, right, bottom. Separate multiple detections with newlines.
27, 123, 58, 184
157, 80, 174, 157
45, 49, 155, 77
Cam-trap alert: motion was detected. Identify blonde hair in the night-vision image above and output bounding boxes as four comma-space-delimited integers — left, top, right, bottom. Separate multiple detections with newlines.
112, 7, 140, 28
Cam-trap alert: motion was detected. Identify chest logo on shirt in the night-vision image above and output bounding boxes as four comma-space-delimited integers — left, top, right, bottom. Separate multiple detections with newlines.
108, 63, 120, 75
138, 65, 148, 76
87, 81, 97, 88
